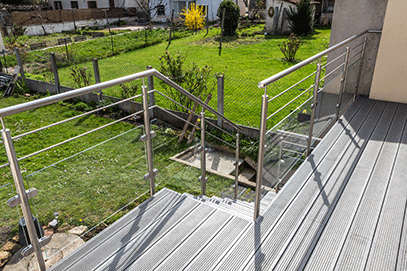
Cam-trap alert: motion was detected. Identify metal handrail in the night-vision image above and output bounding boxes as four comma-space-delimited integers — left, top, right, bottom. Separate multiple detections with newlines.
0, 69, 242, 133
258, 29, 382, 88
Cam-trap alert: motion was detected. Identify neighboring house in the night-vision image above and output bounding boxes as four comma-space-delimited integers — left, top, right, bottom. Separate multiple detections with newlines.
264, 0, 320, 34
264, 0, 296, 34
315, 0, 334, 25
48, 0, 117, 10
150, 0, 245, 22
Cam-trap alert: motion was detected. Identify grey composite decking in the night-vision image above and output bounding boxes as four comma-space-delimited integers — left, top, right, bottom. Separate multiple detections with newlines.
49, 97, 407, 271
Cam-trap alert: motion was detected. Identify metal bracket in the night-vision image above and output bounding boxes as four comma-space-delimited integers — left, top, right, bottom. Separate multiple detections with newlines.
198, 176, 208, 183
140, 131, 156, 142
21, 236, 51, 257
143, 168, 159, 180
7, 188, 39, 208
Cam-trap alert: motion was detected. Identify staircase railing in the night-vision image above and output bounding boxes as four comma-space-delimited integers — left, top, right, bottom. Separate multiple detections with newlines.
0, 69, 242, 270
254, 29, 382, 220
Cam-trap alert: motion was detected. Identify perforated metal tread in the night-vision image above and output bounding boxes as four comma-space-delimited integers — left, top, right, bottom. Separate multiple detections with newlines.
49, 188, 182, 271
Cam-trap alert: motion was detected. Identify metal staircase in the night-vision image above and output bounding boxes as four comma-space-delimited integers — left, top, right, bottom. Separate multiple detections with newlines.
48, 188, 276, 271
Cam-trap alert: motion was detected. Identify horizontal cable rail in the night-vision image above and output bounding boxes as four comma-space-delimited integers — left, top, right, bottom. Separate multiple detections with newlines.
268, 71, 317, 103
320, 62, 345, 81
11, 93, 143, 142
154, 90, 237, 139
0, 69, 155, 118
0, 110, 144, 169
322, 51, 347, 69
258, 29, 382, 88
267, 85, 314, 120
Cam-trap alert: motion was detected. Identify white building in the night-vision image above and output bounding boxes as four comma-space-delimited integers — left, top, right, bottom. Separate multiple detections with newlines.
151, 0, 245, 22
48, 0, 117, 10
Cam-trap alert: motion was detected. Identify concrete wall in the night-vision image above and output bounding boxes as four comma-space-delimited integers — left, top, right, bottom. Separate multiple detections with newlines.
325, 0, 388, 96
265, 0, 295, 34
23, 17, 133, 36
369, 0, 407, 103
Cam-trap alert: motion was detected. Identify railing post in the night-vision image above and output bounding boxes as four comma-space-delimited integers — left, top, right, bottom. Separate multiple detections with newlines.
354, 38, 367, 99
234, 132, 240, 199
142, 81, 157, 196
217, 75, 224, 128
276, 135, 284, 189
336, 47, 351, 121
15, 48, 25, 81
147, 66, 155, 119
306, 63, 322, 157
199, 111, 208, 195
50, 52, 60, 94
1, 129, 46, 271
93, 58, 101, 103
254, 92, 268, 220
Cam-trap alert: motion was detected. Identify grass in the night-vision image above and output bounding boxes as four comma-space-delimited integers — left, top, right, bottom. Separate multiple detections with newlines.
0, 94, 234, 239
47, 24, 331, 127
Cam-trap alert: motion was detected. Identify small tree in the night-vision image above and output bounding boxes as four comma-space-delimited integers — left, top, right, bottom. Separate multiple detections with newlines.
287, 0, 314, 36
278, 33, 304, 62
180, 3, 205, 31
158, 51, 216, 111
217, 0, 240, 36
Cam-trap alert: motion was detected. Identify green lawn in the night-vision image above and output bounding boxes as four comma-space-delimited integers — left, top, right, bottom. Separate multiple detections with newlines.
0, 95, 233, 235
48, 25, 330, 127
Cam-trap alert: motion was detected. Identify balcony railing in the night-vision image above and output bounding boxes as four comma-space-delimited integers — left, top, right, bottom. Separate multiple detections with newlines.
0, 69, 242, 270
254, 29, 382, 219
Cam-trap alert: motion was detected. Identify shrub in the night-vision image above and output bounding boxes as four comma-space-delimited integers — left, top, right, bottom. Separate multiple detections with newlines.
118, 83, 138, 99
70, 66, 92, 88
287, 0, 314, 36
180, 3, 206, 31
278, 33, 304, 62
158, 51, 217, 111
217, 0, 240, 36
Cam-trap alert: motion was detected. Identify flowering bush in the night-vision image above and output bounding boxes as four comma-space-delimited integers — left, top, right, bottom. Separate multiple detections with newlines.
180, 3, 205, 31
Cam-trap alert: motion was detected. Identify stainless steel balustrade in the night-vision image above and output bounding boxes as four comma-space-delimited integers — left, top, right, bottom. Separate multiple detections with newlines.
0, 68, 243, 270
254, 29, 381, 220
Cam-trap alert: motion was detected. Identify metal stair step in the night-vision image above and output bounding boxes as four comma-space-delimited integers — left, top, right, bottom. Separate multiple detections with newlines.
124, 203, 218, 271
183, 217, 252, 271
82, 195, 200, 271
153, 210, 234, 271
49, 188, 182, 271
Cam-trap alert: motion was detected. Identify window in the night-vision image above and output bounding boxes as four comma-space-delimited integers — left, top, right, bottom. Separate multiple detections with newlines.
54, 1, 62, 10
71, 1, 79, 9
87, 1, 97, 8
157, 5, 165, 16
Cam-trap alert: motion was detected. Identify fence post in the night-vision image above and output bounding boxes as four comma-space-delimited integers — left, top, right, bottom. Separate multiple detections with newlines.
15, 48, 25, 81
199, 111, 207, 195
147, 65, 155, 119
336, 47, 351, 121
93, 58, 101, 102
217, 75, 224, 128
50, 53, 60, 94
1, 129, 46, 271
142, 82, 157, 196
306, 63, 322, 157
254, 92, 268, 220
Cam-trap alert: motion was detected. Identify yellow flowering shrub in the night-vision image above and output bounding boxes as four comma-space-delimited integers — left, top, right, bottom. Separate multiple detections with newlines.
180, 3, 206, 30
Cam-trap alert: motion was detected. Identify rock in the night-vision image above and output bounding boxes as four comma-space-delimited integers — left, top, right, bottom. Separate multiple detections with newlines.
56, 223, 71, 233
68, 226, 88, 236
24, 94, 30, 97
0, 250, 12, 267
2, 240, 22, 254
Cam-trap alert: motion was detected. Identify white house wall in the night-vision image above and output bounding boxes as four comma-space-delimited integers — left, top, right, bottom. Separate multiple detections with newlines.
48, 0, 111, 10
151, 0, 241, 22
265, 0, 295, 34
